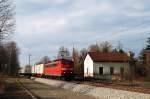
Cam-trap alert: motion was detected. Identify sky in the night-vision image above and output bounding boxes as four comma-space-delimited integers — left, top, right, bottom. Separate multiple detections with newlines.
14, 0, 150, 66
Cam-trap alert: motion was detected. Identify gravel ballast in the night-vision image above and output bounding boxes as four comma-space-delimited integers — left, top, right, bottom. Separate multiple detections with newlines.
31, 77, 150, 99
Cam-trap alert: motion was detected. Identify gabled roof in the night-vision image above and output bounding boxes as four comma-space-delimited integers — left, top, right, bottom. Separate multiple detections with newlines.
88, 52, 130, 62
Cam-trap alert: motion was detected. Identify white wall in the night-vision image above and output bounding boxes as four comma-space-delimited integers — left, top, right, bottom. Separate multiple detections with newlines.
84, 54, 93, 77
32, 64, 44, 74
93, 62, 129, 75
93, 62, 130, 79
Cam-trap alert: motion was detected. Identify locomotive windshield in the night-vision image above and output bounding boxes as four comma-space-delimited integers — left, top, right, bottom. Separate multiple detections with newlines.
61, 60, 73, 65
45, 62, 57, 67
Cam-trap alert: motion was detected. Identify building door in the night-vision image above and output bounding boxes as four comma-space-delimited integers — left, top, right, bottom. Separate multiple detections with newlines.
110, 67, 114, 75
120, 67, 124, 75
99, 67, 103, 75
87, 68, 89, 75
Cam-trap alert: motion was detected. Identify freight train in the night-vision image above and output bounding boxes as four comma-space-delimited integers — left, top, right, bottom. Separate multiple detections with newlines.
19, 59, 74, 80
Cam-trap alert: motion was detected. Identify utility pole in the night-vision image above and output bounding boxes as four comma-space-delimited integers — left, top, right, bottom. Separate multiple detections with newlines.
118, 41, 123, 50
29, 54, 31, 67
72, 43, 74, 60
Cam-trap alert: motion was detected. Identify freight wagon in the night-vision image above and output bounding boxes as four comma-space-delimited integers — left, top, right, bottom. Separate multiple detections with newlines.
19, 66, 32, 77
32, 64, 44, 77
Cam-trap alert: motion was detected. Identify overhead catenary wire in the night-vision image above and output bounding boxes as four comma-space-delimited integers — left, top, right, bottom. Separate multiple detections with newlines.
75, 19, 150, 50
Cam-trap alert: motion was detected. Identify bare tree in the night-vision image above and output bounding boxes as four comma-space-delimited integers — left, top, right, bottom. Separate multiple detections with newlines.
72, 47, 80, 75
78, 48, 88, 76
79, 48, 88, 58
99, 41, 112, 52
0, 0, 15, 76
0, 41, 19, 75
88, 41, 112, 52
0, 0, 15, 45
72, 47, 79, 63
36, 56, 50, 65
88, 44, 99, 52
0, 46, 8, 74
5, 41, 20, 75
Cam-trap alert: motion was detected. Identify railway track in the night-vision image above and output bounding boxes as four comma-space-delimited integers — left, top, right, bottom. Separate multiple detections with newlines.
16, 79, 38, 99
69, 79, 150, 94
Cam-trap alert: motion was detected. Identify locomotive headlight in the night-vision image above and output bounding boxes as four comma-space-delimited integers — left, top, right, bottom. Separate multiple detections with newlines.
64, 72, 66, 73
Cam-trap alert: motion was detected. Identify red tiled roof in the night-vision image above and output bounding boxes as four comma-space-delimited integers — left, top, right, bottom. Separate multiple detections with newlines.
88, 52, 130, 62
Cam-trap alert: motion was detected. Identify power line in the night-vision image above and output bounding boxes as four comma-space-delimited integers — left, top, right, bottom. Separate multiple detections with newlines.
111, 20, 150, 35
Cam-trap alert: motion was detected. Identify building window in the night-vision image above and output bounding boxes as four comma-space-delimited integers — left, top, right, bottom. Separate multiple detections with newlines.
110, 67, 114, 75
99, 67, 103, 75
120, 67, 124, 75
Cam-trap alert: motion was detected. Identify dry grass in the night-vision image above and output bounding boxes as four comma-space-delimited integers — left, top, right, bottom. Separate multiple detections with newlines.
0, 75, 5, 94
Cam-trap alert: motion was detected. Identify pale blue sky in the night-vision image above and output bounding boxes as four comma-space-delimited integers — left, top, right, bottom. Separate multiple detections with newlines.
14, 0, 150, 66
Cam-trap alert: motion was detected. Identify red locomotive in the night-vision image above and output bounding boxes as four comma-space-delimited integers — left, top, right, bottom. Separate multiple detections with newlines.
44, 59, 74, 79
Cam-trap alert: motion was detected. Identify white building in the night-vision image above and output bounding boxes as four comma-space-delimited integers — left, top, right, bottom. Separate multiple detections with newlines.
84, 52, 131, 80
